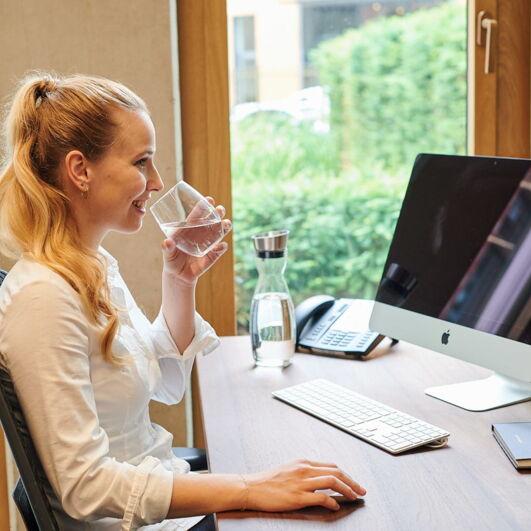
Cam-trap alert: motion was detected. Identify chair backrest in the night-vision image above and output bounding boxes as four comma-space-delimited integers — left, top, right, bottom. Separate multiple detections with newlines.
0, 270, 59, 530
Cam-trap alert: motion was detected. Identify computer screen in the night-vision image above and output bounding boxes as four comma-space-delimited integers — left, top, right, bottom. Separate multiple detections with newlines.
369, 154, 531, 410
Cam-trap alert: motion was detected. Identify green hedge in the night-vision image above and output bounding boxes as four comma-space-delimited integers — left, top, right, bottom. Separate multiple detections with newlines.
232, 151, 402, 329
311, 0, 466, 175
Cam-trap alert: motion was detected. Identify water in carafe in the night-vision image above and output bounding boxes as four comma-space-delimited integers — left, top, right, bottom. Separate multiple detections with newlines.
250, 292, 295, 366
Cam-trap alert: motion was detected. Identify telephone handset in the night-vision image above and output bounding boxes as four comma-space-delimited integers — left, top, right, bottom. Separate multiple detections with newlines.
295, 296, 396, 358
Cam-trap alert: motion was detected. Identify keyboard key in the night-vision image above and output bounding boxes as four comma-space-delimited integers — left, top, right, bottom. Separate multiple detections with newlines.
372, 434, 391, 445
391, 442, 410, 450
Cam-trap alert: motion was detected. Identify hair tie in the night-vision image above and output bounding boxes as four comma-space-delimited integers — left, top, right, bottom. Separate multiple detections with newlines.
35, 82, 53, 109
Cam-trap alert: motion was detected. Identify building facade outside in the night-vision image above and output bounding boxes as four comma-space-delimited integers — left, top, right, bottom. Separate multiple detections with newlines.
227, 0, 446, 107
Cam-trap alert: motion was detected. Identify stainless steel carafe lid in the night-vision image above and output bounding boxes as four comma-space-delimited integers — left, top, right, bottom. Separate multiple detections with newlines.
252, 229, 289, 258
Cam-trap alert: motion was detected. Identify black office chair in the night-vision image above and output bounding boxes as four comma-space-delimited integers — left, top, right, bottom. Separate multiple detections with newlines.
0, 365, 60, 530
0, 268, 209, 529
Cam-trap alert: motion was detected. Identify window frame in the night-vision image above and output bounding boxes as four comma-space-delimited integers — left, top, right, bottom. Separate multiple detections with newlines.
471, 0, 530, 157
177, 0, 235, 447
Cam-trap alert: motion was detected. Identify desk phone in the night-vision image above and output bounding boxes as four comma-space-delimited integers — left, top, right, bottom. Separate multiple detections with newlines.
295, 296, 391, 358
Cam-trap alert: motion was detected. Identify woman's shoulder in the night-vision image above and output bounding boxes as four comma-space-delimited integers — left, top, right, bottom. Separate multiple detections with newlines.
0, 248, 121, 316
0, 256, 81, 314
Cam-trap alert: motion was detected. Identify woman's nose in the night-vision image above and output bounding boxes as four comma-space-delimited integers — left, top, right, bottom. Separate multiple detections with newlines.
149, 167, 164, 192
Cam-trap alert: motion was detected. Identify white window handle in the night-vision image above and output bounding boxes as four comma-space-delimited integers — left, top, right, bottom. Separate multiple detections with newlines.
477, 10, 498, 74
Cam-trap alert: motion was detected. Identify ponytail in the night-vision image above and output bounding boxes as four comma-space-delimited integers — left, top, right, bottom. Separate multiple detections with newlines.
0, 72, 147, 364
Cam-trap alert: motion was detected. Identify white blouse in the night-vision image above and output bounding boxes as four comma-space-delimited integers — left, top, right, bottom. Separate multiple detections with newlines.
0, 249, 220, 530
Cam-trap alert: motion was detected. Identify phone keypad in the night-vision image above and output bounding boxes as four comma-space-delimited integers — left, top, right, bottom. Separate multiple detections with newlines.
320, 331, 378, 351
307, 323, 326, 340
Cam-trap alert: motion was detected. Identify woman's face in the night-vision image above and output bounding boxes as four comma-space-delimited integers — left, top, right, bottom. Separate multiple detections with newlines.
82, 108, 163, 240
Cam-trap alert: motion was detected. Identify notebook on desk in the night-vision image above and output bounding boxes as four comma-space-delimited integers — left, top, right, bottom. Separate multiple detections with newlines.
492, 422, 531, 469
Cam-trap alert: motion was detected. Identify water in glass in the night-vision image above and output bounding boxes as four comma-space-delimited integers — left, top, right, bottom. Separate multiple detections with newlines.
161, 218, 224, 257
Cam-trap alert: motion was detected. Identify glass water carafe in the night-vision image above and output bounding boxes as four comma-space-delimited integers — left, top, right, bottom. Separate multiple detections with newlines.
250, 230, 296, 367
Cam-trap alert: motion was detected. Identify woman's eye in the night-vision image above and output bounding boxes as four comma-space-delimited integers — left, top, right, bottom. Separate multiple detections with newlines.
135, 158, 148, 168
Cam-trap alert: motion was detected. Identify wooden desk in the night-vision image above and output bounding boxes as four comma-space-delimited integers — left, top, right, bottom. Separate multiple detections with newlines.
196, 337, 531, 530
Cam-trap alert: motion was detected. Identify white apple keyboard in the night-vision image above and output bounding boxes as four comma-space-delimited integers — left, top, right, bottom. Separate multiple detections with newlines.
273, 379, 450, 454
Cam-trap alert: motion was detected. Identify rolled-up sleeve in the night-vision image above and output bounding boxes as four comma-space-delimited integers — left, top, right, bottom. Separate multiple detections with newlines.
102, 248, 221, 406
0, 281, 173, 528
151, 309, 220, 361
148, 309, 220, 404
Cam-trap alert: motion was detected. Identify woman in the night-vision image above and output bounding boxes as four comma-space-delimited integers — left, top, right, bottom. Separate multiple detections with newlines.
0, 73, 365, 530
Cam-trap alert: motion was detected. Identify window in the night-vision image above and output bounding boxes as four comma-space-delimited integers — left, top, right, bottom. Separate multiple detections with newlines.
228, 0, 467, 332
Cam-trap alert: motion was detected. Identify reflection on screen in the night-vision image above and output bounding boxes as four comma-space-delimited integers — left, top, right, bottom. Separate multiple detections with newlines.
375, 154, 531, 345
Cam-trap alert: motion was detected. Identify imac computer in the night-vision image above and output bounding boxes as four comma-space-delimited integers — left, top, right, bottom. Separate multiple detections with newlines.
369, 153, 531, 411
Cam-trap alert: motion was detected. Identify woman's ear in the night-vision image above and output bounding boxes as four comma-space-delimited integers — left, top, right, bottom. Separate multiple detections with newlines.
64, 150, 90, 192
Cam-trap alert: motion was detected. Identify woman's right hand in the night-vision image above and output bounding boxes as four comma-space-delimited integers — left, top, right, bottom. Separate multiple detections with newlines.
243, 459, 366, 512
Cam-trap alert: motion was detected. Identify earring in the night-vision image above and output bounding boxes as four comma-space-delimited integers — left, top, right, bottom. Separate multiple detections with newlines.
81, 184, 89, 199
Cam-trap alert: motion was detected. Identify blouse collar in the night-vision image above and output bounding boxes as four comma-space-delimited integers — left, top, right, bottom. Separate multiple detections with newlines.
98, 247, 119, 276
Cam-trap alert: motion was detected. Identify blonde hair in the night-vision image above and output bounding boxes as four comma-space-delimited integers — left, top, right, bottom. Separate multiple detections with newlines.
0, 72, 148, 364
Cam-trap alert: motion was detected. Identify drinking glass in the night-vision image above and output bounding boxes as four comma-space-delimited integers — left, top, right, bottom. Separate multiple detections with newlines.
150, 181, 224, 257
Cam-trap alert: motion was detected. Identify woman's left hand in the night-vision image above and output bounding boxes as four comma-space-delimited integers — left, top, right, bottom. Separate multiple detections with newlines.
161, 197, 232, 286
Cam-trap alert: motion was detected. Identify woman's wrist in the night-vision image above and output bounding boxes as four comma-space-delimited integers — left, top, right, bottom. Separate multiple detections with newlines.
167, 473, 251, 518
162, 269, 197, 290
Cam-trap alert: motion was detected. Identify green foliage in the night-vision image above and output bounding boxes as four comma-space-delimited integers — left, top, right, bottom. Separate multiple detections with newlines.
231, 1, 466, 330
233, 171, 402, 329
311, 1, 466, 175
231, 113, 341, 185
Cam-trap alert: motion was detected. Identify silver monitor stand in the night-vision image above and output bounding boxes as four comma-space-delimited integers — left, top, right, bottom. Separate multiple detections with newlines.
425, 373, 531, 411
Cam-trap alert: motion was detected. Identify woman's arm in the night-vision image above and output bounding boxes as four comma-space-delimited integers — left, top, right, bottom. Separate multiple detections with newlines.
159, 198, 230, 352
166, 460, 366, 518
0, 279, 174, 525
160, 271, 196, 353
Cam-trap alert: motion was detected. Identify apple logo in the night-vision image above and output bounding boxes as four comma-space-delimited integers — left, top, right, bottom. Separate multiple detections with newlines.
441, 330, 450, 345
